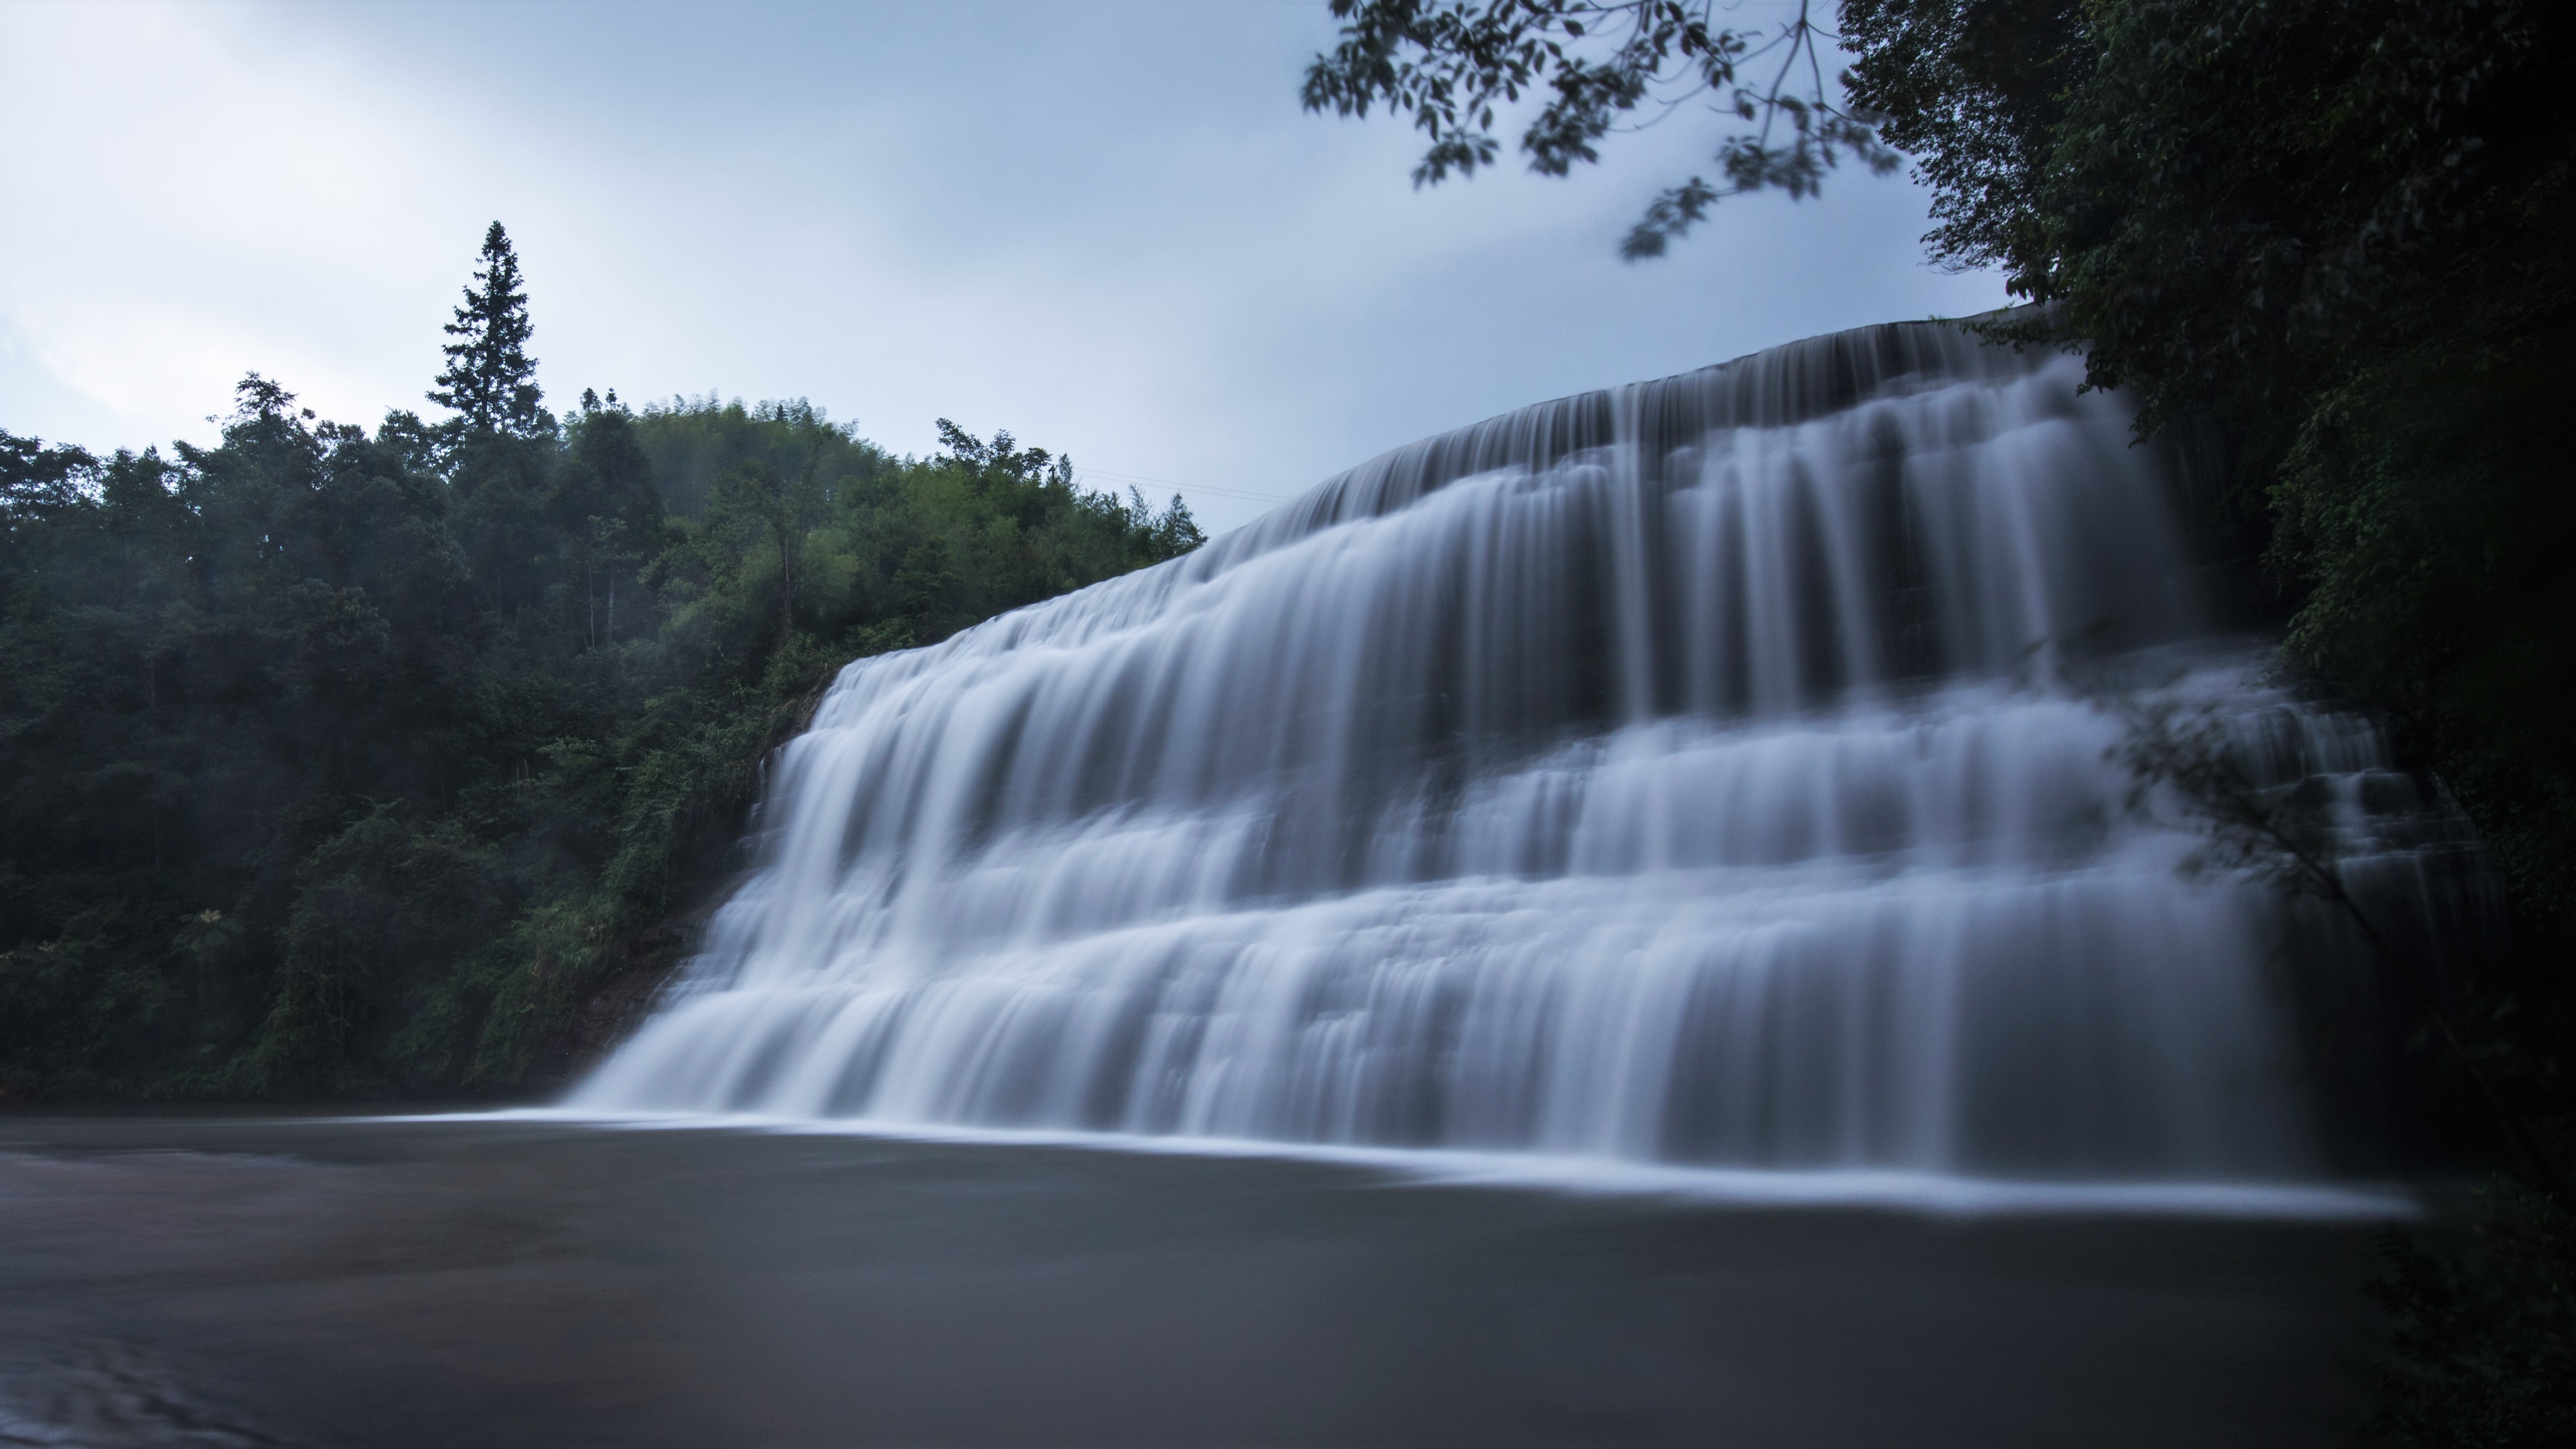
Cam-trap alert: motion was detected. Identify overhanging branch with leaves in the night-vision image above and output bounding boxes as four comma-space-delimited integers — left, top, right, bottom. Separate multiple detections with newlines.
1302, 0, 1899, 258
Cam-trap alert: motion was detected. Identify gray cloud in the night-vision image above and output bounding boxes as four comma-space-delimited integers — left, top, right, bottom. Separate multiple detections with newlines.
0, 0, 2006, 534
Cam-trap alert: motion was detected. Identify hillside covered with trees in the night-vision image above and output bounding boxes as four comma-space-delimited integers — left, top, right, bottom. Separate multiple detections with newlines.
0, 224, 1200, 1101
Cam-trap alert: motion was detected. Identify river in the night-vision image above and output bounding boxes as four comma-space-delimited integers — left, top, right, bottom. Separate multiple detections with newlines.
1, 1113, 2388, 1446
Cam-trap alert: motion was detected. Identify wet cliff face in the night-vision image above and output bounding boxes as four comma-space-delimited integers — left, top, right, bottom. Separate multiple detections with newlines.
572, 320, 2470, 1182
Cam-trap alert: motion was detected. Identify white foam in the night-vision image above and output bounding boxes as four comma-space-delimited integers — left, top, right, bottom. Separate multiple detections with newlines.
561, 323, 2456, 1191
346, 1108, 2419, 1222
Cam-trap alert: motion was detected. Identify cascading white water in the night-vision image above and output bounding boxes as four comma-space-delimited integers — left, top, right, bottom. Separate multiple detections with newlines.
574, 320, 2457, 1182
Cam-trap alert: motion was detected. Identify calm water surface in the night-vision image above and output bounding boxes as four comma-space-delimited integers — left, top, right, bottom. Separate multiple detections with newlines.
0, 1115, 2390, 1446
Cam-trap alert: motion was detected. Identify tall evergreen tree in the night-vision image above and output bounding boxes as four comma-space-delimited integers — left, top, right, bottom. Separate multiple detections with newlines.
428, 222, 544, 436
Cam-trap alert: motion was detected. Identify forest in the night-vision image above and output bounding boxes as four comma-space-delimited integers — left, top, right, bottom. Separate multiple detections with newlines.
0, 224, 1201, 1099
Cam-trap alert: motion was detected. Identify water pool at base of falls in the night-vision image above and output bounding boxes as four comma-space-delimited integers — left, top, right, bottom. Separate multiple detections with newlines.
481, 1106, 2420, 1219
0, 1114, 2397, 1446
571, 320, 2485, 1196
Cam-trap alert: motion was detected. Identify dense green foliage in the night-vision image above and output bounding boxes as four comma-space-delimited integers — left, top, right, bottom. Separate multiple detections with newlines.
1839, 0, 2575, 1094
0, 229, 1200, 1101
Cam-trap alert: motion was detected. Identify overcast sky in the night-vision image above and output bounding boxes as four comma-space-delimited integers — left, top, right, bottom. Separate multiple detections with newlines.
2, 0, 2007, 534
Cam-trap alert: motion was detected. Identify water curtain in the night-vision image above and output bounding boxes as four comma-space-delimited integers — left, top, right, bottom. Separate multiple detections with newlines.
577, 322, 2464, 1181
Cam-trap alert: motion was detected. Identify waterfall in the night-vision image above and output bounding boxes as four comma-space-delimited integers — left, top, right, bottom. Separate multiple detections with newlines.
573, 320, 2465, 1183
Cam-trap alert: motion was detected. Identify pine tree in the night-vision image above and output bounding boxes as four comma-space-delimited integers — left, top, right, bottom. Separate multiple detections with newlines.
428, 221, 543, 436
